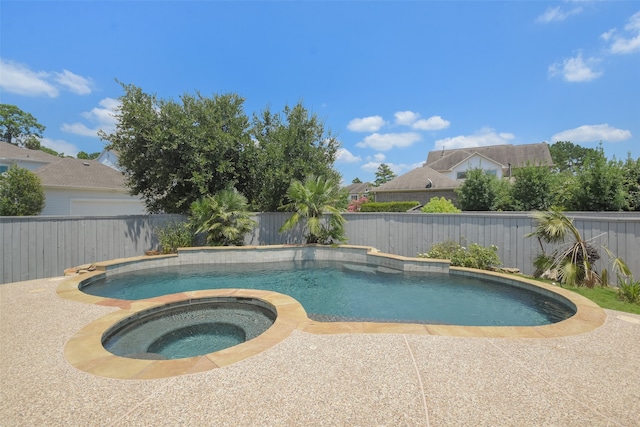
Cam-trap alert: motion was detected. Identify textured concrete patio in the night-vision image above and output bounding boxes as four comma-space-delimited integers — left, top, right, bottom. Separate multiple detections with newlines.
1, 276, 639, 426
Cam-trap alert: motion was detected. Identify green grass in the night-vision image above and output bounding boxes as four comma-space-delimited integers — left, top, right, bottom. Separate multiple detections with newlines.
526, 276, 640, 314
561, 285, 640, 315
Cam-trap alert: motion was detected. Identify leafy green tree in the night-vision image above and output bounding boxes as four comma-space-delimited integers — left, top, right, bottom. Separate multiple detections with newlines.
621, 154, 640, 211
511, 164, 554, 211
77, 151, 100, 160
279, 175, 348, 244
374, 163, 396, 186
492, 178, 515, 211
455, 168, 497, 211
549, 141, 597, 172
38, 146, 61, 157
189, 188, 256, 246
99, 83, 255, 213
0, 104, 46, 146
0, 167, 46, 215
249, 103, 341, 211
351, 177, 362, 184
570, 146, 625, 211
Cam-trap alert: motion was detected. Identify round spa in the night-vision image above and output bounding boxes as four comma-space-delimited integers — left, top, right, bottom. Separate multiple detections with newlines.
102, 297, 277, 360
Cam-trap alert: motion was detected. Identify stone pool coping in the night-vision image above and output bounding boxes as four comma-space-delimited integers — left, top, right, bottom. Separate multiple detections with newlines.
57, 245, 605, 380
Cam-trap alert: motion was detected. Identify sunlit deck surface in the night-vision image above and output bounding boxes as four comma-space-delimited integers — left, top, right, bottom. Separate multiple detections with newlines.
1, 275, 639, 426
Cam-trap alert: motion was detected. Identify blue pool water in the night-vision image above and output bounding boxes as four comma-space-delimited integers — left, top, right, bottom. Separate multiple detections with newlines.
84, 260, 574, 326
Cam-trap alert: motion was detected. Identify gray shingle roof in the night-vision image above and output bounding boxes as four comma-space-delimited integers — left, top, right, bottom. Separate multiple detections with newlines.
425, 143, 553, 171
344, 182, 372, 194
0, 141, 60, 163
34, 158, 129, 190
374, 166, 460, 192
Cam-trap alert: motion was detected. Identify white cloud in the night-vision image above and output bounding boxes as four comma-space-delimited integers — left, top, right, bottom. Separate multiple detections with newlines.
335, 148, 361, 163
355, 132, 422, 151
608, 11, 640, 54
600, 29, 616, 42
435, 128, 515, 150
40, 137, 79, 157
367, 153, 386, 162
347, 116, 387, 132
412, 116, 451, 131
361, 160, 422, 176
548, 53, 602, 82
0, 58, 93, 97
551, 124, 632, 143
61, 97, 120, 137
394, 111, 420, 126
535, 6, 583, 24
0, 59, 58, 97
54, 70, 93, 95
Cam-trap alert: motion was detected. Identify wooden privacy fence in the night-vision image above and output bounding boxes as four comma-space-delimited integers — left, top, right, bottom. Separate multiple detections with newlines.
1, 212, 639, 284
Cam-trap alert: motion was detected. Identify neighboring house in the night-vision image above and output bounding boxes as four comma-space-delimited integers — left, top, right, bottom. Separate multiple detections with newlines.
425, 142, 554, 180
344, 182, 372, 201
373, 165, 460, 205
372, 142, 553, 205
0, 141, 60, 172
0, 142, 145, 216
97, 149, 122, 171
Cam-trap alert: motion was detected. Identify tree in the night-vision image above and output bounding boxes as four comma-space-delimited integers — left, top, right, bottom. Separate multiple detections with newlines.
374, 163, 396, 186
99, 83, 255, 213
279, 175, 348, 244
549, 141, 597, 172
527, 208, 629, 287
249, 103, 341, 211
351, 177, 362, 184
189, 187, 256, 246
511, 164, 554, 211
570, 146, 625, 211
77, 151, 100, 160
0, 167, 46, 215
621, 154, 640, 211
0, 104, 46, 146
455, 168, 497, 211
39, 146, 61, 157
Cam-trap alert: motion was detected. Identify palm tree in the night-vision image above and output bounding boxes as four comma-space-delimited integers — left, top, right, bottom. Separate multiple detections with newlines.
527, 208, 629, 287
189, 188, 256, 246
279, 175, 348, 244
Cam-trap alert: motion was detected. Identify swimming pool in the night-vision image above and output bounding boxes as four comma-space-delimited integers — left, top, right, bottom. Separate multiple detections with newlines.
82, 260, 573, 327
59, 245, 605, 379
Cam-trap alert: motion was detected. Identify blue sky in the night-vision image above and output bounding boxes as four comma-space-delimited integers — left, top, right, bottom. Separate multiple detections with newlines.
1, 1, 639, 184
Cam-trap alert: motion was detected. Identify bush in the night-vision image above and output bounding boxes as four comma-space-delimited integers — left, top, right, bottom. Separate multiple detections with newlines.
418, 241, 501, 270
360, 201, 419, 212
421, 197, 460, 213
617, 275, 640, 304
155, 221, 194, 254
347, 196, 369, 212
0, 166, 45, 216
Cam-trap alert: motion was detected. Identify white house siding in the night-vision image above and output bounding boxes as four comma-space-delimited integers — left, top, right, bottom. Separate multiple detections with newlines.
41, 188, 146, 216
449, 155, 503, 180
0, 159, 50, 172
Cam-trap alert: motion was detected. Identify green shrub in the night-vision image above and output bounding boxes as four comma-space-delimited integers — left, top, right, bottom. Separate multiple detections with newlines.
418, 241, 501, 270
0, 166, 45, 216
155, 221, 194, 254
421, 197, 460, 213
617, 275, 640, 304
360, 201, 419, 212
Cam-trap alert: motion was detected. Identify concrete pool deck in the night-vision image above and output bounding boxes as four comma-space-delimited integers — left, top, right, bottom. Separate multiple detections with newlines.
1, 276, 639, 426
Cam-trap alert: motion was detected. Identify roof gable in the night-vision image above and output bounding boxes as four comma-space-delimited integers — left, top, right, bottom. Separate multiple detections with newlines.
34, 158, 129, 190
0, 141, 60, 164
425, 143, 553, 171
374, 166, 460, 192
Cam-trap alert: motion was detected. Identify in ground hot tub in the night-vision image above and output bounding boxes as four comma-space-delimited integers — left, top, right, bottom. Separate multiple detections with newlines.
102, 297, 277, 360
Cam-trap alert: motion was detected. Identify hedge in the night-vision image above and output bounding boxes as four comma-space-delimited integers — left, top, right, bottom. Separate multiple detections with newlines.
360, 201, 420, 212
